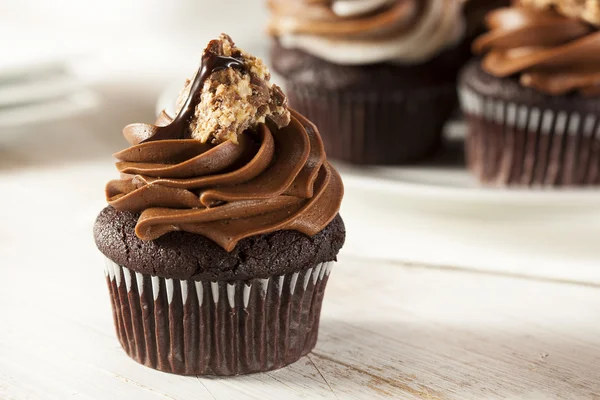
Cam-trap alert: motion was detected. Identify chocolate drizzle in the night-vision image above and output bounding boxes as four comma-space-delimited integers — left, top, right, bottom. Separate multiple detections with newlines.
124, 54, 245, 145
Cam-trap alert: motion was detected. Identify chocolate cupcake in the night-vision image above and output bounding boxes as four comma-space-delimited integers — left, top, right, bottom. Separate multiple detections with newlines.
267, 0, 508, 165
459, 1, 600, 186
93, 34, 345, 376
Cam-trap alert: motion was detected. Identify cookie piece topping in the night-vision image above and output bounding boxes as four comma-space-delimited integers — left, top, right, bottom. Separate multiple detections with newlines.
175, 34, 291, 144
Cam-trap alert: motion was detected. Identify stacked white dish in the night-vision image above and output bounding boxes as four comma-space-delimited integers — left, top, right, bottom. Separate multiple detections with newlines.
0, 26, 98, 134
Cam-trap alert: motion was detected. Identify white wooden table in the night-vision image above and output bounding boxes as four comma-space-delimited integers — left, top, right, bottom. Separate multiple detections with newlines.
2, 5, 600, 398
2, 77, 600, 400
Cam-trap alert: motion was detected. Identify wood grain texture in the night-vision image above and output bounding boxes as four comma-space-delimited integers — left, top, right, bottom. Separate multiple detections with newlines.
1, 115, 599, 399
2, 181, 600, 400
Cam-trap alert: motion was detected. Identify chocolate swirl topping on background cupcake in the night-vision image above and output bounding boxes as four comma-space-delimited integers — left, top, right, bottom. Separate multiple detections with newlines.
105, 34, 343, 251
473, 0, 600, 96
268, 0, 468, 65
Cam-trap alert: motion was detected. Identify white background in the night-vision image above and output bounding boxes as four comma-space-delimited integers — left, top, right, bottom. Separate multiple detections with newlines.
2, 1, 600, 398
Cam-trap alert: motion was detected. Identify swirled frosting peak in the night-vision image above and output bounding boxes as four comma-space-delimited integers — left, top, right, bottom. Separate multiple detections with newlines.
473, 4, 600, 96
268, 0, 467, 65
106, 35, 343, 251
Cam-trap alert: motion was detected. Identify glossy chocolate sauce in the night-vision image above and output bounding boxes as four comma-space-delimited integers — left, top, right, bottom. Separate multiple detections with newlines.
141, 54, 245, 143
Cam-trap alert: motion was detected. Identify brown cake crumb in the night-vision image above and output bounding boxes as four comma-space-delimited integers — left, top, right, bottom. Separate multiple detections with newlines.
175, 34, 291, 144
519, 0, 600, 25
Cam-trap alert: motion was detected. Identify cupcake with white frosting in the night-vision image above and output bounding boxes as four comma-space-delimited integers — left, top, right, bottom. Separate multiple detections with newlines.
268, 0, 506, 165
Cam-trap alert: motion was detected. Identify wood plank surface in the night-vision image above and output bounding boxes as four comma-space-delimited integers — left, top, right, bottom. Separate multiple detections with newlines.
3, 6, 600, 399
2, 211, 599, 400
1, 92, 599, 400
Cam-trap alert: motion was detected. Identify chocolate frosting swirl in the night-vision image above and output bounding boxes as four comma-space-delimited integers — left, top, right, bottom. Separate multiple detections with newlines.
473, 5, 600, 96
106, 109, 343, 252
105, 35, 342, 252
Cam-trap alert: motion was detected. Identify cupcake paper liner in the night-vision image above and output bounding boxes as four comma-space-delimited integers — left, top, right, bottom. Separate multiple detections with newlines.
104, 258, 334, 376
459, 86, 600, 186
286, 82, 457, 165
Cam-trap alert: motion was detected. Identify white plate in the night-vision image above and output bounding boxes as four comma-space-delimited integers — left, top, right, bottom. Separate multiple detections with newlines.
0, 71, 83, 108
156, 82, 600, 213
338, 163, 600, 213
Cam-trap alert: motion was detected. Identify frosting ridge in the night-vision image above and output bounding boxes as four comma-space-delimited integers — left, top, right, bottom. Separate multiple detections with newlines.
473, 6, 600, 95
107, 110, 343, 252
105, 34, 343, 251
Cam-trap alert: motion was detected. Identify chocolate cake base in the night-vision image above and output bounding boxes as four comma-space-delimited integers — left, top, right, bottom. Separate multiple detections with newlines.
459, 60, 600, 186
285, 81, 456, 165
94, 206, 345, 281
270, 41, 464, 165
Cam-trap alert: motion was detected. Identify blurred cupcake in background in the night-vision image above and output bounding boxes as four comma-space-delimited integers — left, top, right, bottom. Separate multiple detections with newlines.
459, 0, 600, 186
268, 0, 508, 165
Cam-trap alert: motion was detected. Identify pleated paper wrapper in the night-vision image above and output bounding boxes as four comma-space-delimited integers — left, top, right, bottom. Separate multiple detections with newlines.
104, 258, 334, 376
460, 86, 600, 186
286, 82, 457, 165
